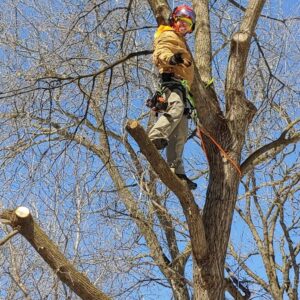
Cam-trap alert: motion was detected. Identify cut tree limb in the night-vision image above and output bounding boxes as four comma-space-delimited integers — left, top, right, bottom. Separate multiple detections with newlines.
0, 207, 111, 300
125, 119, 208, 263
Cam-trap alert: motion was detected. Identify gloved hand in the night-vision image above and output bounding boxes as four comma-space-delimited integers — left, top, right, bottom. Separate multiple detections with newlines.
169, 53, 192, 67
169, 53, 184, 65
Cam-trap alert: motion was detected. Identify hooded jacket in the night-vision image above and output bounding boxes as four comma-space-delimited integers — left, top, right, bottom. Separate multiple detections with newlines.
153, 25, 194, 88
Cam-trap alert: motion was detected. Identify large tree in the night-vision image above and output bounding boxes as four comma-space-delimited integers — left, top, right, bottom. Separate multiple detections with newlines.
0, 0, 299, 299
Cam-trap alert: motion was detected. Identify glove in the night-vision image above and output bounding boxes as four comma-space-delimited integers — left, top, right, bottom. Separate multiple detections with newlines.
169, 53, 192, 67
169, 53, 184, 65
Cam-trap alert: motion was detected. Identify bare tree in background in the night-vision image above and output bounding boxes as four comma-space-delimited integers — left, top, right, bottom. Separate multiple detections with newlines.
0, 0, 299, 299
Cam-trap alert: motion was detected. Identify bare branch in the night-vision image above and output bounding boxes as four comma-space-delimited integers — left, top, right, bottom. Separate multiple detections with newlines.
228, 0, 300, 23
241, 128, 300, 175
229, 243, 270, 293
37, 50, 153, 82
0, 229, 19, 246
225, 278, 250, 300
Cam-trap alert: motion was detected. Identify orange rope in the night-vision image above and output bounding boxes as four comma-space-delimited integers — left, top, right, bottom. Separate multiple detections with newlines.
196, 127, 209, 161
196, 126, 242, 177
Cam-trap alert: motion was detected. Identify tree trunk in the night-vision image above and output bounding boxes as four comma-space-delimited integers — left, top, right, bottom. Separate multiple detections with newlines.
170, 278, 190, 300
192, 127, 242, 299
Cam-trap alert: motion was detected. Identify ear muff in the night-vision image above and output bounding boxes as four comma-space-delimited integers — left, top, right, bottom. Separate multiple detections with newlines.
168, 13, 174, 26
168, 6, 177, 27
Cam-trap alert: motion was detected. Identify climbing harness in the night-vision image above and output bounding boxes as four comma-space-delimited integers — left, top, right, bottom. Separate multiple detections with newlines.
146, 74, 195, 117
146, 91, 168, 113
146, 74, 241, 176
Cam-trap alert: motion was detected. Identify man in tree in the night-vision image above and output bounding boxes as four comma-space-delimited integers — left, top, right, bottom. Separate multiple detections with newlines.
148, 4, 197, 190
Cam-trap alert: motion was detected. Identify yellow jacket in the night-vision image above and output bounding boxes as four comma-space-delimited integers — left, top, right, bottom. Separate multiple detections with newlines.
153, 25, 194, 88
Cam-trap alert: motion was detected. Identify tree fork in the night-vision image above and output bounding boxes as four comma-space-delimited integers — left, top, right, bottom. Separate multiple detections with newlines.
0, 207, 110, 300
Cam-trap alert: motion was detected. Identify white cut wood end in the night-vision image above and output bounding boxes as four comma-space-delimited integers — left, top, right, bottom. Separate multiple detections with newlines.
127, 119, 138, 129
15, 207, 30, 218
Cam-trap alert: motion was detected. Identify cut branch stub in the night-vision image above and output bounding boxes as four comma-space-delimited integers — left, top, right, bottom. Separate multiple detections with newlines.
126, 119, 208, 263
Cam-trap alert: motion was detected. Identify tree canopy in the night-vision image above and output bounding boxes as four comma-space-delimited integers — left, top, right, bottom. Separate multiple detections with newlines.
0, 0, 299, 299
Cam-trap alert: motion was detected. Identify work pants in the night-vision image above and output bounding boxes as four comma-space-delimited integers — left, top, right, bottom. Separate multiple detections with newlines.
148, 89, 188, 175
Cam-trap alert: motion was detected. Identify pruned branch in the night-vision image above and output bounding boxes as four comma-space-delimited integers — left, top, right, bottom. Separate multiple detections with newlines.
226, 0, 265, 125
0, 207, 111, 300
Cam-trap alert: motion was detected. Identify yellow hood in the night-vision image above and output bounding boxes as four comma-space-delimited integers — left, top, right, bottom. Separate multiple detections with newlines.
154, 25, 174, 39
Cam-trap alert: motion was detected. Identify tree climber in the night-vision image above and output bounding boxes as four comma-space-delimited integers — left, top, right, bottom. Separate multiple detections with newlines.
147, 4, 197, 190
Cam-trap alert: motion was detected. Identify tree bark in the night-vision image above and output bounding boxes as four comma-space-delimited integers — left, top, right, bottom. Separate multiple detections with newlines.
0, 207, 111, 300
193, 0, 212, 84
191, 2, 265, 299
147, 0, 170, 25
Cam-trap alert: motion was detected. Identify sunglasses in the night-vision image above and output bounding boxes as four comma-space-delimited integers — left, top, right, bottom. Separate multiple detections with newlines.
175, 17, 193, 28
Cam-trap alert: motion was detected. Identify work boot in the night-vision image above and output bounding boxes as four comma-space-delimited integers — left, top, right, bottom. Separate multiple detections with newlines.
151, 138, 168, 150
176, 174, 197, 190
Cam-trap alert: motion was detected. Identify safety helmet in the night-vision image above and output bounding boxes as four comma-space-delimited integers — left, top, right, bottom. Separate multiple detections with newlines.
169, 5, 196, 32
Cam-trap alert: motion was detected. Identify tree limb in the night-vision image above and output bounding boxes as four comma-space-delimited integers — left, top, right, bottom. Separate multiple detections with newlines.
228, 0, 300, 23
241, 131, 300, 175
37, 50, 153, 82
225, 278, 250, 300
226, 0, 265, 126
0, 207, 111, 300
225, 266, 251, 299
125, 120, 208, 263
193, 0, 213, 84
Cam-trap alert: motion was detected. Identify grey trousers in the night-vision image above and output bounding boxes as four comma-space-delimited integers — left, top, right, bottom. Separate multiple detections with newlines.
148, 90, 188, 175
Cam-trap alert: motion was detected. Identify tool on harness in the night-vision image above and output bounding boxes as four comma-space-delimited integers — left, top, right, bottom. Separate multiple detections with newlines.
146, 73, 195, 118
146, 91, 168, 114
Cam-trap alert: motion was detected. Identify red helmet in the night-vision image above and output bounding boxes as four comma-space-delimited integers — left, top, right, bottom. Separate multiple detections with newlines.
170, 5, 196, 31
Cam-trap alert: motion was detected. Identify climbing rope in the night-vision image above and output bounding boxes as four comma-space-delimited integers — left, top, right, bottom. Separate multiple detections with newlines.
196, 124, 242, 177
